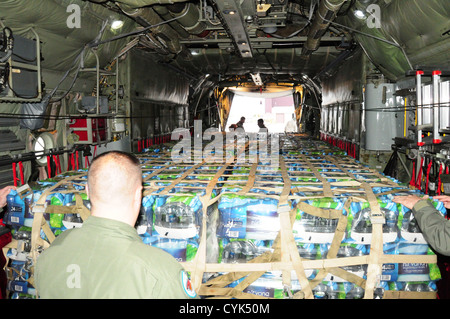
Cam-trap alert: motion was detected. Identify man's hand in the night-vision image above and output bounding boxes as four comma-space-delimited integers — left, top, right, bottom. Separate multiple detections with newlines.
392, 195, 426, 210
433, 195, 450, 209
0, 186, 16, 208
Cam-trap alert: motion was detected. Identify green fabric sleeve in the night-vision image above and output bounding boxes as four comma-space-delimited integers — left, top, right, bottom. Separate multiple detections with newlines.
413, 199, 450, 256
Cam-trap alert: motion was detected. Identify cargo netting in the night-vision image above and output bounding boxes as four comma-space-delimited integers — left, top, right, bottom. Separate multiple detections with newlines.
2, 134, 446, 299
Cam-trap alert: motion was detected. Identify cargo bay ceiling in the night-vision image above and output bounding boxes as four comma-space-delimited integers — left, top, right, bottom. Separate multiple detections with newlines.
0, 0, 449, 95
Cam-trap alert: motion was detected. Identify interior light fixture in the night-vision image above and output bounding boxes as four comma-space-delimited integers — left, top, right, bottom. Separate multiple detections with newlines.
251, 73, 263, 86
190, 49, 201, 56
223, 9, 237, 15
111, 19, 124, 30
353, 10, 365, 19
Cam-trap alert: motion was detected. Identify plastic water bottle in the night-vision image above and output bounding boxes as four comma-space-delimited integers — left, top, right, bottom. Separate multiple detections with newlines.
352, 208, 372, 233
404, 282, 432, 292
135, 206, 150, 235
222, 240, 257, 263
63, 198, 89, 229
345, 284, 364, 299
326, 282, 340, 299
313, 283, 328, 299
48, 194, 66, 229
154, 201, 199, 239
297, 244, 317, 260
5, 190, 25, 226
246, 200, 279, 240
401, 211, 421, 233
383, 208, 398, 234
151, 237, 188, 262
313, 216, 337, 233
336, 245, 366, 273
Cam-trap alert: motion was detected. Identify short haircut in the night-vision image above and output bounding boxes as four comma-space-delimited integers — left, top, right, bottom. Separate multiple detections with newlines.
87, 151, 142, 207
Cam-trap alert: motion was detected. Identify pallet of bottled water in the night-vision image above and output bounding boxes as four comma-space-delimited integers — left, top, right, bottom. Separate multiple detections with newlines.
203, 135, 445, 299
2, 136, 446, 299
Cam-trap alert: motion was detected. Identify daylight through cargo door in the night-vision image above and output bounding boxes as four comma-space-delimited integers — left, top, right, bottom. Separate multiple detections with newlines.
226, 93, 295, 133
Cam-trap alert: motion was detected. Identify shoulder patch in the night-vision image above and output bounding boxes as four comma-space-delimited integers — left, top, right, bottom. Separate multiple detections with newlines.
180, 270, 197, 298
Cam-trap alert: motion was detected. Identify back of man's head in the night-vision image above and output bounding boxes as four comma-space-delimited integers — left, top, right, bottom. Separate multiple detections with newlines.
87, 151, 142, 221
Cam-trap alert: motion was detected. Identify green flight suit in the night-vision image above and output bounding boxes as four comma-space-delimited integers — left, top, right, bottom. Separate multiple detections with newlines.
34, 216, 197, 299
413, 199, 450, 256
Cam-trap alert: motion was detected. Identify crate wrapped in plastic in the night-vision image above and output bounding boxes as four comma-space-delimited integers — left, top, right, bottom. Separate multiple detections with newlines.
5, 259, 36, 298
141, 236, 199, 263
292, 197, 348, 244
380, 241, 441, 283
376, 281, 438, 298
312, 281, 365, 299
397, 198, 447, 244
223, 276, 366, 299
4, 188, 34, 228
347, 199, 400, 244
218, 238, 272, 264
217, 194, 281, 240
138, 191, 205, 262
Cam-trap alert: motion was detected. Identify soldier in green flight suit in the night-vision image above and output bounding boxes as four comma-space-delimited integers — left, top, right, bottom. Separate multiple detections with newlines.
393, 194, 450, 256
34, 151, 197, 299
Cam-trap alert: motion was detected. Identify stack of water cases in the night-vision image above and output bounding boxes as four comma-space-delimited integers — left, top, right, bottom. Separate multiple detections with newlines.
215, 160, 287, 298
208, 134, 445, 299
136, 147, 225, 264
2, 170, 90, 299
1, 135, 446, 299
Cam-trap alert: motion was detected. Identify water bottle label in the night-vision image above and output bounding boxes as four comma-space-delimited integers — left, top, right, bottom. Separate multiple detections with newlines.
397, 263, 430, 282
8, 213, 24, 226
9, 206, 22, 213
218, 206, 247, 238
153, 240, 188, 262
243, 285, 273, 298
246, 205, 279, 240
381, 263, 398, 281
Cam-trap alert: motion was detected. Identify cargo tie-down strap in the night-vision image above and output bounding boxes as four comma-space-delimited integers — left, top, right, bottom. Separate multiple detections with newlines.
7, 137, 439, 299
187, 148, 437, 299
29, 173, 89, 266
2, 176, 90, 296
149, 138, 436, 299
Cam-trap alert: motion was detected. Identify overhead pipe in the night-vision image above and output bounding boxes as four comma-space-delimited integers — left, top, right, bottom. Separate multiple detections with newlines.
118, 4, 183, 54
313, 45, 356, 80
301, 0, 347, 58
152, 5, 190, 39
167, 3, 208, 37
112, 0, 188, 9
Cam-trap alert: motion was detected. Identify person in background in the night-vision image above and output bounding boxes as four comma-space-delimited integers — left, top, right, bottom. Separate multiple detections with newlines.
284, 113, 297, 133
393, 194, 450, 256
235, 116, 245, 131
0, 185, 16, 299
35, 151, 197, 299
257, 118, 267, 133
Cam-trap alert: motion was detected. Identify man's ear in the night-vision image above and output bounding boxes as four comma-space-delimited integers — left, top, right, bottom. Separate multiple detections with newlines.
85, 183, 90, 199
134, 184, 143, 206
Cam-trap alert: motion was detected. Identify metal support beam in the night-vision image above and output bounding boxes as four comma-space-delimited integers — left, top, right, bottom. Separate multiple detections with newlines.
211, 0, 253, 58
